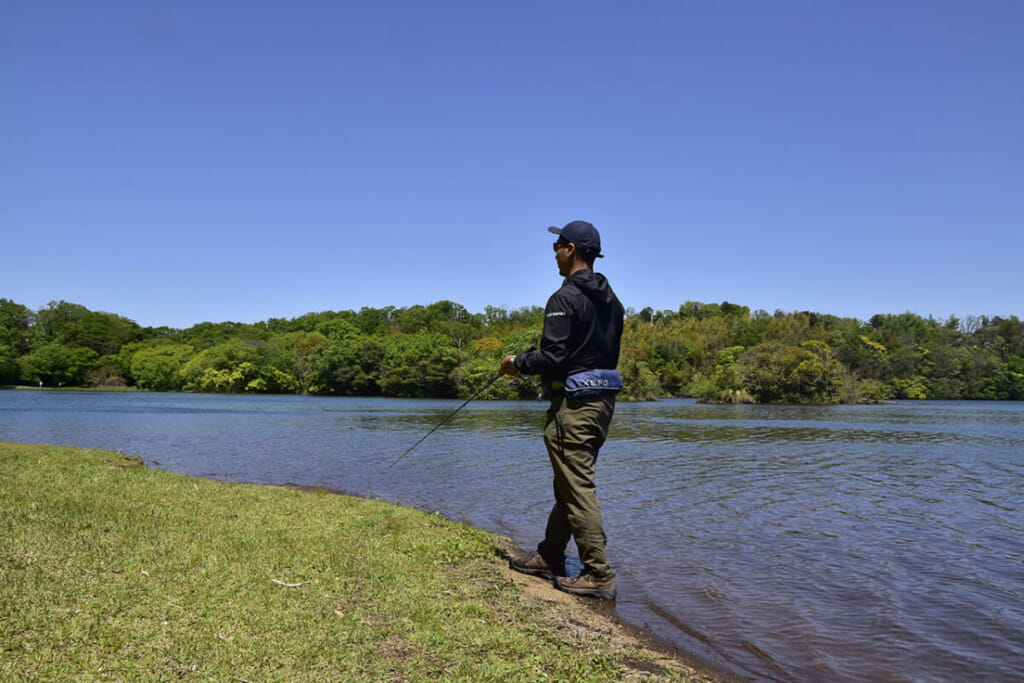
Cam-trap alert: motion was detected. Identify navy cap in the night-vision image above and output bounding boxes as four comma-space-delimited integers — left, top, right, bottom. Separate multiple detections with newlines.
547, 220, 603, 258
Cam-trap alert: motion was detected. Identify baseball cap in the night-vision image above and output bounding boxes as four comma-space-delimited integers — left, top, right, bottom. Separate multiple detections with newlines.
547, 220, 603, 258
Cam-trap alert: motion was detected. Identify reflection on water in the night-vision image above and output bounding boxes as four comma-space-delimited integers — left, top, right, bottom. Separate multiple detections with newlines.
2, 392, 1022, 681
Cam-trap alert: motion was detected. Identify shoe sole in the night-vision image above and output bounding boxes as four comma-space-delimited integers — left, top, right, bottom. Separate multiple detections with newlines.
554, 582, 617, 601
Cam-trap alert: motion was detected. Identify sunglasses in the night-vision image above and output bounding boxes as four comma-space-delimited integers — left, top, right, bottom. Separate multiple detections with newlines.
553, 240, 572, 252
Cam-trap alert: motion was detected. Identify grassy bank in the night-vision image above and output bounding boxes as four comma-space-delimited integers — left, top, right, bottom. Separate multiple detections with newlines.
1, 442, 710, 681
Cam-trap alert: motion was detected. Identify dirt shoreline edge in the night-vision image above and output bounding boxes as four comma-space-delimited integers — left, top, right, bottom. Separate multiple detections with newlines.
497, 551, 731, 682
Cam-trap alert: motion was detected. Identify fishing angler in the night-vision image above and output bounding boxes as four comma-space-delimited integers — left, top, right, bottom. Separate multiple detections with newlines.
499, 220, 625, 601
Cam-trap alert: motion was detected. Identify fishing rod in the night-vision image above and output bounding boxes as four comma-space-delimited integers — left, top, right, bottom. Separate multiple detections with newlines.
382, 371, 503, 473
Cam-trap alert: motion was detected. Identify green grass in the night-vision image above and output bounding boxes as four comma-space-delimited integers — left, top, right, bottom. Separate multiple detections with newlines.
1, 442, 696, 681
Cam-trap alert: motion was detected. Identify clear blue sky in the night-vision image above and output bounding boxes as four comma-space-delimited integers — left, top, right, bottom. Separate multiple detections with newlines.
3, 1, 1022, 329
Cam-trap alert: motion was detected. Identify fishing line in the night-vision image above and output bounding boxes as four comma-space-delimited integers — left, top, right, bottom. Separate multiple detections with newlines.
382, 372, 503, 472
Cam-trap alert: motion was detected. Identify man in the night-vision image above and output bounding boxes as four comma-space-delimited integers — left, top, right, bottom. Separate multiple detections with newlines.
499, 220, 625, 600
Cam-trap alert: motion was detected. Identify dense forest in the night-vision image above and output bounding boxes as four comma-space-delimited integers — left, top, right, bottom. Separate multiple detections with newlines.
1, 298, 1022, 403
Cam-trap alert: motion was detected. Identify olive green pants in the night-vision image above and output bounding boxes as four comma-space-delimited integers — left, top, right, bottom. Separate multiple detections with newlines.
538, 393, 616, 577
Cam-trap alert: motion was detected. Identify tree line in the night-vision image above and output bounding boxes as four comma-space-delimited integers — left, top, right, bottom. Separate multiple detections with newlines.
1, 298, 1022, 403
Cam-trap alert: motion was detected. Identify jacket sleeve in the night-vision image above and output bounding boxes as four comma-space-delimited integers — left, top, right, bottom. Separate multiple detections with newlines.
514, 290, 574, 377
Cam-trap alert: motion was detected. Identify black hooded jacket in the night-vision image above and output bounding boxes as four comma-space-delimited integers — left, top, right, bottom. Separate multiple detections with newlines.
513, 269, 624, 389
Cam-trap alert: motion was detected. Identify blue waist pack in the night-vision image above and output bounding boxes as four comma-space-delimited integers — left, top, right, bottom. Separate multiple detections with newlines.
564, 369, 623, 397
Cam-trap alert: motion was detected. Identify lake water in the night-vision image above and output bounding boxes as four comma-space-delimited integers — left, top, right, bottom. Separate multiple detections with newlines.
2, 390, 1022, 681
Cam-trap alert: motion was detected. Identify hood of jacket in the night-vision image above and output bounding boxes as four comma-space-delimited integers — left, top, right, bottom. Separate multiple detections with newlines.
566, 269, 617, 307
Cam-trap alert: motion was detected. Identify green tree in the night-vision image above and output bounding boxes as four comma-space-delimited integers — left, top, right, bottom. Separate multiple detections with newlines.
354, 306, 397, 336
33, 301, 144, 356
0, 344, 20, 384
179, 321, 269, 351
129, 343, 194, 391
318, 317, 361, 342
378, 333, 461, 398
793, 340, 843, 403
482, 305, 544, 335
19, 343, 99, 386
269, 331, 327, 392
737, 342, 841, 404
999, 356, 1024, 400
306, 337, 384, 396
84, 362, 128, 388
0, 299, 34, 355
180, 339, 298, 393
619, 357, 662, 401
689, 345, 749, 403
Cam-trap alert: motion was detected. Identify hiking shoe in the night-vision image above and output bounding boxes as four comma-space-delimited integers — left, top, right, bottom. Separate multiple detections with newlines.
555, 571, 617, 600
509, 551, 565, 579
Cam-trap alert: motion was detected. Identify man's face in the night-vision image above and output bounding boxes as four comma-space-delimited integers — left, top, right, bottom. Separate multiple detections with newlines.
554, 240, 574, 277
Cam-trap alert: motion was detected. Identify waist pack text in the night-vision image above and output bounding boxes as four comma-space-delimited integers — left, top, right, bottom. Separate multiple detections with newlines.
564, 369, 623, 397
